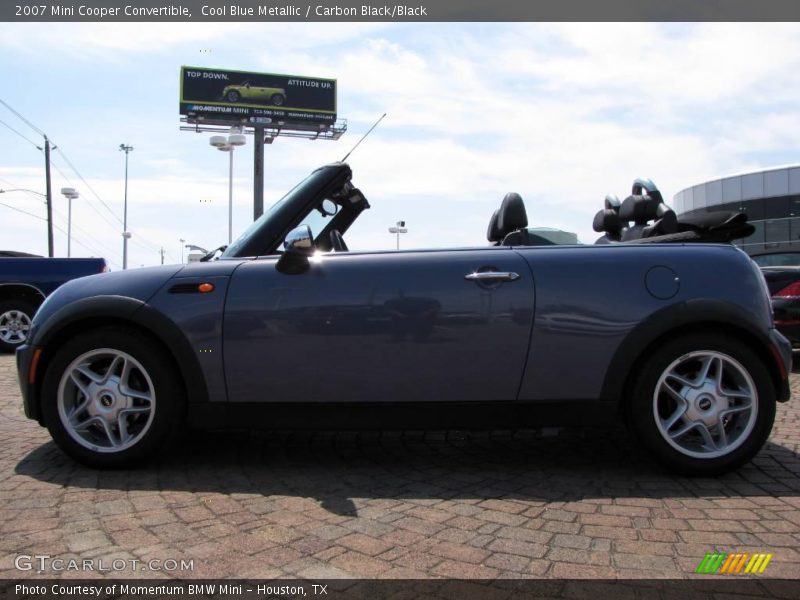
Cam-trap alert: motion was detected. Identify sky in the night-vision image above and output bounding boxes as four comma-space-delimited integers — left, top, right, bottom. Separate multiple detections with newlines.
1, 22, 799, 268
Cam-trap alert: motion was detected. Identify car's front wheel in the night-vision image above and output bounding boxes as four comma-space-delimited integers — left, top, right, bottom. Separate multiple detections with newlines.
226, 90, 240, 102
0, 299, 35, 352
626, 333, 776, 476
40, 327, 184, 468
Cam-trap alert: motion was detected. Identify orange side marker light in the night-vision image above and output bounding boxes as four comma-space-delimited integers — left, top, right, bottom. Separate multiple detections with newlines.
198, 283, 215, 293
29, 348, 43, 384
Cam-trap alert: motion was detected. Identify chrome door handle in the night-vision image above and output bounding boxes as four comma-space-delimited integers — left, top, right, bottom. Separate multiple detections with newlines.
464, 271, 520, 282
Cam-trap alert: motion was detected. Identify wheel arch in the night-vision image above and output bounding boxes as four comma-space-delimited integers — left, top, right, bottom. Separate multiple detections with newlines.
603, 300, 785, 411
29, 296, 208, 423
0, 283, 46, 308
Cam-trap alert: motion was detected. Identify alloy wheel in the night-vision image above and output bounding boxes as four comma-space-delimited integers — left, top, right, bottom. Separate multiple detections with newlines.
0, 309, 31, 345
57, 348, 156, 453
653, 350, 757, 459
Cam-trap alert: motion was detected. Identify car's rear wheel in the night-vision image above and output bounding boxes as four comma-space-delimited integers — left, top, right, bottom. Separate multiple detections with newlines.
227, 90, 240, 102
0, 299, 35, 352
40, 327, 184, 468
626, 333, 776, 476
271, 94, 284, 106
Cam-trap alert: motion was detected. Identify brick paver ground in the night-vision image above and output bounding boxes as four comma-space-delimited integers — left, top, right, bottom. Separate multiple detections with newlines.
0, 354, 798, 579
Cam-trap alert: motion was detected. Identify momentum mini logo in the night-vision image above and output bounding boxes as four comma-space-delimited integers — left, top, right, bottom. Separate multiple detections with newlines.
696, 552, 773, 575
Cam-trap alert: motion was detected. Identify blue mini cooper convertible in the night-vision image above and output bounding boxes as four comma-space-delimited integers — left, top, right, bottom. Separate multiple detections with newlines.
16, 163, 792, 475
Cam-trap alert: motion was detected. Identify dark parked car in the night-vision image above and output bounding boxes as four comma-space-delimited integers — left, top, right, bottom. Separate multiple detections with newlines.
16, 163, 792, 475
749, 253, 800, 348
759, 265, 800, 348
0, 254, 107, 352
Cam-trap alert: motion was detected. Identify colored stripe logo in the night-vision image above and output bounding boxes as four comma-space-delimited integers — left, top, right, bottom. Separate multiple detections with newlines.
696, 553, 773, 574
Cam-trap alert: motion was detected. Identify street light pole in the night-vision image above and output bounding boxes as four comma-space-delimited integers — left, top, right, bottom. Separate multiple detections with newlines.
210, 127, 246, 245
179, 238, 185, 264
60, 188, 79, 257
119, 143, 134, 269
388, 220, 408, 250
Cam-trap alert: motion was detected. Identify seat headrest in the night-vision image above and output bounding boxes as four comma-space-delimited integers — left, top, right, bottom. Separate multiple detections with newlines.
593, 208, 623, 234
655, 204, 678, 234
631, 178, 663, 203
487, 209, 502, 243
619, 194, 661, 224
604, 195, 621, 211
497, 192, 528, 235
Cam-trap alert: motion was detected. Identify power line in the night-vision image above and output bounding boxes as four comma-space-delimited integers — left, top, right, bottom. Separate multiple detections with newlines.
54, 147, 173, 258
0, 98, 174, 263
49, 155, 123, 231
1, 197, 119, 266
0, 201, 44, 221
54, 147, 124, 226
51, 205, 122, 267
2, 174, 121, 267
0, 97, 46, 137
0, 117, 39, 149
53, 222, 112, 261
0, 98, 124, 227
0, 177, 46, 203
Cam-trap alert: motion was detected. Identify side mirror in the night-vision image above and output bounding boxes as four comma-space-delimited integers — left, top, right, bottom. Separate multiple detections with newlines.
277, 225, 314, 274
284, 225, 314, 255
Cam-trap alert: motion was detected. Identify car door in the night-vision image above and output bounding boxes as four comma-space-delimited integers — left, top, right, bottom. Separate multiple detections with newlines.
223, 248, 534, 404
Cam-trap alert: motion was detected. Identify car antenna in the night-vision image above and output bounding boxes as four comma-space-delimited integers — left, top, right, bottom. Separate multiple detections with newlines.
341, 113, 386, 163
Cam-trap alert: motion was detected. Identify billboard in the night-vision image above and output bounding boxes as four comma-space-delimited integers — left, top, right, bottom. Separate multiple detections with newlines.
180, 66, 336, 128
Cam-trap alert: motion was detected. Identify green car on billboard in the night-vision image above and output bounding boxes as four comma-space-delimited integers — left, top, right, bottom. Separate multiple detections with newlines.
221, 81, 287, 105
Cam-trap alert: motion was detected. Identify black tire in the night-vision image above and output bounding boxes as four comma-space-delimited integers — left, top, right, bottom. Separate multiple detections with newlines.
271, 94, 285, 106
40, 326, 184, 468
227, 90, 240, 102
626, 333, 776, 476
0, 298, 36, 353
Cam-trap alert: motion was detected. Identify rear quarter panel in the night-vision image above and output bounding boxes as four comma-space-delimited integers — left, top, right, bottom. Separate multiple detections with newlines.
515, 244, 771, 402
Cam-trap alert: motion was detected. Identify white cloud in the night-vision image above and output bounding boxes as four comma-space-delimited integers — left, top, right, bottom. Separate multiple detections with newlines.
2, 22, 800, 261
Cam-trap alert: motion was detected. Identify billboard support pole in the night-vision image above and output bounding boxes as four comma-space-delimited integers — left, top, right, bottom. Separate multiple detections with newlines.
253, 126, 265, 221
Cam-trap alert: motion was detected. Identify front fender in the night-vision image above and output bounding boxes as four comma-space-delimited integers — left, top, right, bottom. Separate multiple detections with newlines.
22, 295, 208, 423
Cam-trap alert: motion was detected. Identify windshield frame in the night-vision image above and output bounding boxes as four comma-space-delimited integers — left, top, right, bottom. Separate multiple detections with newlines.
222, 163, 357, 258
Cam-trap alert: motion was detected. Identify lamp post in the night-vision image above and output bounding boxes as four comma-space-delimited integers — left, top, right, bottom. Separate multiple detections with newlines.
210, 127, 246, 244
179, 238, 186, 264
388, 220, 408, 250
60, 187, 79, 257
0, 188, 45, 198
119, 144, 134, 269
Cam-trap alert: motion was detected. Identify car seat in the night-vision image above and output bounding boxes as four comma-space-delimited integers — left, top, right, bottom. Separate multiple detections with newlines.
497, 193, 530, 246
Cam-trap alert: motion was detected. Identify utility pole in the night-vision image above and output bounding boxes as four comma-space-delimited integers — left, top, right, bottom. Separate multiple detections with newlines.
119, 144, 134, 269
43, 136, 54, 257
160, 247, 165, 265
179, 238, 185, 264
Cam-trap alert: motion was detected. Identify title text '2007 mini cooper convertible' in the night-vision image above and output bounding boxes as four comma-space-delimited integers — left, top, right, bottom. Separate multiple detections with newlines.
16, 163, 792, 475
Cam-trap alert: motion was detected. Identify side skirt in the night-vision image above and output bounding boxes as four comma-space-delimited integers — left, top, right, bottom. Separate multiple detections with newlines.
187, 401, 616, 431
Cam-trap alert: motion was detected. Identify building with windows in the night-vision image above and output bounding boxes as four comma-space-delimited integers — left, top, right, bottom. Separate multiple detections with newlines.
673, 165, 800, 265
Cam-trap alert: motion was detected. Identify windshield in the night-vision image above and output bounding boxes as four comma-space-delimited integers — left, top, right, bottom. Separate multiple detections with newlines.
222, 170, 323, 258
299, 203, 337, 242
